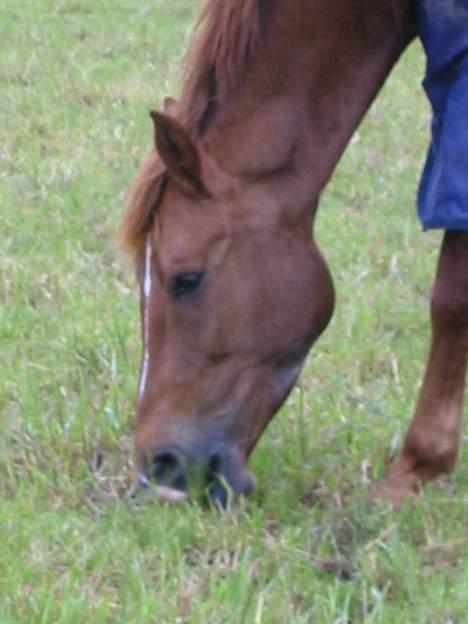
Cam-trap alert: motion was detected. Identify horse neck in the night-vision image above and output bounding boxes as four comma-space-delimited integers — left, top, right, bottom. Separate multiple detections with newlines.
202, 0, 414, 214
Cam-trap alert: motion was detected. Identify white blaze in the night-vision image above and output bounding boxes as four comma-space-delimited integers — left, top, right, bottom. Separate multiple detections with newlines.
139, 235, 153, 398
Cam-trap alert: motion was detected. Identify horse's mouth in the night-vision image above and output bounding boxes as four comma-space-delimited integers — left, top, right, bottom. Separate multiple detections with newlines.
129, 471, 189, 503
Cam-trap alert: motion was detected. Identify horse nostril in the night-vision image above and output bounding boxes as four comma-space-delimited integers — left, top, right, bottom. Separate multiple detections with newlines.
153, 451, 177, 479
209, 452, 222, 474
152, 448, 187, 492
207, 449, 255, 509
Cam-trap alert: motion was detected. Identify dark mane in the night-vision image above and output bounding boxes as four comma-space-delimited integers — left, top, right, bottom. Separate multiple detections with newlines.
119, 0, 271, 255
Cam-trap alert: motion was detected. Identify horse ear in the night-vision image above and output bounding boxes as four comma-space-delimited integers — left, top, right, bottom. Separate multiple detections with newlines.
150, 111, 204, 196
163, 97, 178, 116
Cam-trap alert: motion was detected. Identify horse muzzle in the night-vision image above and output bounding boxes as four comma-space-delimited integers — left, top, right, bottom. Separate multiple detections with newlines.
136, 442, 255, 508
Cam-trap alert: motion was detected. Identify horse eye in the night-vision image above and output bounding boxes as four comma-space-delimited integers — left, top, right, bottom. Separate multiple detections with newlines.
169, 271, 205, 299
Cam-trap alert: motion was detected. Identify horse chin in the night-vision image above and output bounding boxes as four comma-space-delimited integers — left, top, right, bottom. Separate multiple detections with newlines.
274, 360, 304, 396
269, 359, 305, 417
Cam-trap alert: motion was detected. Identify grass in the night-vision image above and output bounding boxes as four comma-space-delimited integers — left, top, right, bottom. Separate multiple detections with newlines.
1, 1, 467, 622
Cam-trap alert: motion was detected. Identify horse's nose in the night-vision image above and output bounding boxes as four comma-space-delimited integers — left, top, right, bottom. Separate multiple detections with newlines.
149, 444, 255, 508
152, 446, 187, 492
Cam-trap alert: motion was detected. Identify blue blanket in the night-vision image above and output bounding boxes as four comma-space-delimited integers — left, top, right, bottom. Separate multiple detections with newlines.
413, 0, 468, 230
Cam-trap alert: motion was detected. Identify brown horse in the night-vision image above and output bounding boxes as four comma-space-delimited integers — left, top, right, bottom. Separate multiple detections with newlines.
120, 0, 468, 507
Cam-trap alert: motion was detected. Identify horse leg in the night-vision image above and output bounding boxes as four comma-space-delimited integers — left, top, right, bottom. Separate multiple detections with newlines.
379, 230, 468, 505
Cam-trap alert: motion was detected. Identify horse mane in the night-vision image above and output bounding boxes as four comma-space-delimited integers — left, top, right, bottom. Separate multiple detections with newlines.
119, 0, 269, 257
179, 0, 266, 135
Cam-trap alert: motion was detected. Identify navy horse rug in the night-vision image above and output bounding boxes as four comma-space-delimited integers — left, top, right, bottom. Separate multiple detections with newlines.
415, 0, 468, 230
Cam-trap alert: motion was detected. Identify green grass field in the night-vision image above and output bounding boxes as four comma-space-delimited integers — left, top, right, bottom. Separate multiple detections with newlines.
1, 2, 467, 622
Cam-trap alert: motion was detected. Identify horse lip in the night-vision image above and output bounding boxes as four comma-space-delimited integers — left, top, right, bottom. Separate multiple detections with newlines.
130, 471, 189, 503
153, 484, 189, 502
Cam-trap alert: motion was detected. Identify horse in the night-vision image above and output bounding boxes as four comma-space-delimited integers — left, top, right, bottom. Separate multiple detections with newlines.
120, 0, 468, 508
